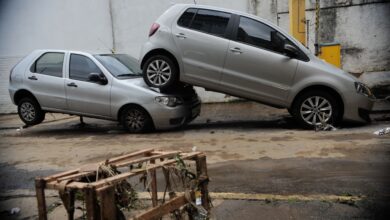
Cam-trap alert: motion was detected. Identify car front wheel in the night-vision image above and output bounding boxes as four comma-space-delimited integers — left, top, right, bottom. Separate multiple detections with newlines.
120, 106, 153, 133
292, 90, 341, 128
143, 55, 178, 90
17, 97, 45, 126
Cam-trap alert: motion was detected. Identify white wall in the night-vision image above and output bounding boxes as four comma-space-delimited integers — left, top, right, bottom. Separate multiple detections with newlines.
0, 0, 114, 113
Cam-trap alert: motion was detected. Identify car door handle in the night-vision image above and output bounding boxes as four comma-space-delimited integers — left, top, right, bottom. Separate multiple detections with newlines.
175, 33, 187, 39
28, 76, 37, 80
230, 47, 243, 54
67, 82, 78, 87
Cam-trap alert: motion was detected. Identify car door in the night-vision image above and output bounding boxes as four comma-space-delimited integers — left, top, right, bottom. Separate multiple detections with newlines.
65, 53, 111, 117
221, 16, 299, 106
172, 8, 232, 89
25, 52, 67, 110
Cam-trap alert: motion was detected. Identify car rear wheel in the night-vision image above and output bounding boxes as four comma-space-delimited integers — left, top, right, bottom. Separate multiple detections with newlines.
292, 90, 341, 129
143, 55, 178, 90
18, 97, 45, 126
120, 106, 153, 133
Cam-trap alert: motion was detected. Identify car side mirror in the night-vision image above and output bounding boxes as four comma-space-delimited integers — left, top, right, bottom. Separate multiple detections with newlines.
284, 44, 299, 58
271, 31, 285, 50
88, 73, 107, 85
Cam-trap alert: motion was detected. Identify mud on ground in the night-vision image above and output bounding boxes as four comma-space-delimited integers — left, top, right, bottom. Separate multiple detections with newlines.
0, 102, 389, 219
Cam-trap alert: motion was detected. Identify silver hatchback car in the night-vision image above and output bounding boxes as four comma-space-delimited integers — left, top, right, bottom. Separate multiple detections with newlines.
8, 50, 201, 133
140, 4, 374, 128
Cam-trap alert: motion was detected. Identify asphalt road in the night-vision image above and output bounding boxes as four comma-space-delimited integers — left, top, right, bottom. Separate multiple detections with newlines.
0, 102, 389, 219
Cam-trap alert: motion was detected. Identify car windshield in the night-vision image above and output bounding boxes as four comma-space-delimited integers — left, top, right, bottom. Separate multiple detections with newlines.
94, 54, 142, 78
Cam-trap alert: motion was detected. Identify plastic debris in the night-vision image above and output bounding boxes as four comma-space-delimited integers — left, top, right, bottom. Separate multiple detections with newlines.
315, 123, 337, 131
374, 127, 390, 136
10, 207, 20, 215
192, 146, 197, 152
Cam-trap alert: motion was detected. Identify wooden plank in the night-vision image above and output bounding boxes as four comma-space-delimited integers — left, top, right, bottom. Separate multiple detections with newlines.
46, 181, 88, 190
98, 185, 117, 220
196, 155, 210, 211
35, 178, 47, 220
150, 160, 158, 207
92, 172, 136, 188
107, 148, 155, 164
56, 171, 93, 182
151, 150, 180, 155
85, 186, 99, 220
59, 190, 75, 220
133, 195, 188, 220
114, 152, 178, 168
43, 169, 80, 181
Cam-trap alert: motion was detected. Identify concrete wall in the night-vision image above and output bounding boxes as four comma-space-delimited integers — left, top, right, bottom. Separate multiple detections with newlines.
251, 0, 390, 74
0, 0, 114, 113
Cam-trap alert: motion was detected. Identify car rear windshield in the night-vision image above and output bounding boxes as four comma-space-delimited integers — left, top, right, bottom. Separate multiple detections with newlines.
94, 54, 142, 78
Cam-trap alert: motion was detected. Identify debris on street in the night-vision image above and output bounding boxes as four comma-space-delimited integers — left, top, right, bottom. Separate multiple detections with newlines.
35, 149, 211, 220
374, 127, 390, 136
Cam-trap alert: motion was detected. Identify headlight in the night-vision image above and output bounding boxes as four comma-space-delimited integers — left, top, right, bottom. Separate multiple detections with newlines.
354, 82, 373, 97
155, 96, 183, 107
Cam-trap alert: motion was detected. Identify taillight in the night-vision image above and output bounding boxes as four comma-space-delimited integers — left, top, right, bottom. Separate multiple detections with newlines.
149, 23, 160, 37
9, 66, 15, 83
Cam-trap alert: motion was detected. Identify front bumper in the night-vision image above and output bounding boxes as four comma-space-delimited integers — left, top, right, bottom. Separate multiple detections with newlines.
149, 101, 201, 130
343, 91, 374, 123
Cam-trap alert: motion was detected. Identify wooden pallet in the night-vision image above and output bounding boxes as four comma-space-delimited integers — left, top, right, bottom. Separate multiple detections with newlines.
35, 148, 210, 220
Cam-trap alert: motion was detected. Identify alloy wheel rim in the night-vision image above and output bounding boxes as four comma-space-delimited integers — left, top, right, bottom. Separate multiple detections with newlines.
125, 109, 145, 131
146, 60, 171, 86
20, 102, 36, 122
300, 96, 332, 125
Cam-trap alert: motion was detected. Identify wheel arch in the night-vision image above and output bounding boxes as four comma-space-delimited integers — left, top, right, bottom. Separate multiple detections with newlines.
117, 103, 155, 128
14, 89, 40, 105
140, 49, 180, 73
290, 85, 344, 118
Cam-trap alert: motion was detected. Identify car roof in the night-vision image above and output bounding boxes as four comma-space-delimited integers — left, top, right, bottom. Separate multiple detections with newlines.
31, 50, 137, 59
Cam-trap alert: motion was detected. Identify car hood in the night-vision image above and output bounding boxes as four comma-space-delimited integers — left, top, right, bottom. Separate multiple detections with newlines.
311, 56, 358, 82
119, 77, 161, 93
118, 77, 197, 98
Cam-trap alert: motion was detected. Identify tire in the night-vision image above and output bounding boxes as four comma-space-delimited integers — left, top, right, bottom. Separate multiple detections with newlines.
17, 97, 45, 126
291, 90, 342, 129
143, 55, 178, 90
120, 106, 153, 133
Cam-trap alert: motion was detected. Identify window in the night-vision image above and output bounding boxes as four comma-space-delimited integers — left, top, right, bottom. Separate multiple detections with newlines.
177, 8, 197, 28
31, 52, 64, 77
69, 54, 102, 82
236, 16, 286, 53
189, 9, 231, 37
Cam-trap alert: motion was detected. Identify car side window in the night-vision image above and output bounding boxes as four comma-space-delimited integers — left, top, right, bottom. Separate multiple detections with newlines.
177, 8, 197, 27
69, 54, 102, 82
30, 52, 64, 77
188, 9, 231, 37
236, 16, 287, 54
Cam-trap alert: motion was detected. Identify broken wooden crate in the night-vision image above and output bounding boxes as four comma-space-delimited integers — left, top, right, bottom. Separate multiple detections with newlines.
35, 148, 210, 220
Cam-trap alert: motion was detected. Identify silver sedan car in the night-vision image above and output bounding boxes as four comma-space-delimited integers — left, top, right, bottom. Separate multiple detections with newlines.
8, 50, 201, 133
140, 4, 374, 128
